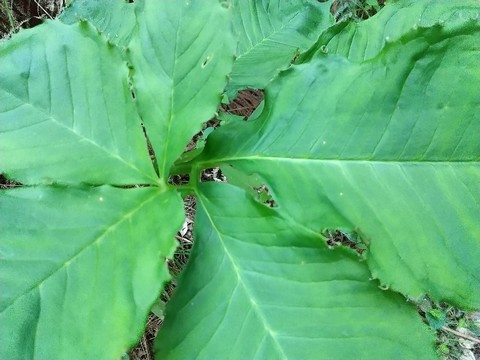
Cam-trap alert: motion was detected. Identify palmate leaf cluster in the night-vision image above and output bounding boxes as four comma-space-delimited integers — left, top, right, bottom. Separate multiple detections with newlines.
0, 0, 479, 359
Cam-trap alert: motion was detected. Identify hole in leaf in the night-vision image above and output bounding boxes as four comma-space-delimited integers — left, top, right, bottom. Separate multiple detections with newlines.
127, 70, 136, 100
323, 229, 367, 255
113, 184, 152, 189
291, 51, 301, 64
201, 168, 226, 183
168, 174, 190, 186
0, 174, 22, 189
330, 0, 385, 23
201, 56, 211, 68
253, 184, 277, 208
184, 118, 219, 153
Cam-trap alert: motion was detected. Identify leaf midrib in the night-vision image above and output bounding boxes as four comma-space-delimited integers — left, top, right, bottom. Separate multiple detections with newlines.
0, 89, 157, 183
200, 155, 479, 165
0, 189, 163, 313
235, 7, 304, 62
158, 6, 182, 182
197, 192, 288, 359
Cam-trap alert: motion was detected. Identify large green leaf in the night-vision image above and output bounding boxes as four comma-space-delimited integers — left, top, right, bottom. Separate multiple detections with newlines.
0, 21, 157, 185
227, 0, 333, 95
2, 0, 478, 358
0, 0, 235, 357
196, 7, 480, 308
300, 0, 480, 63
60, 0, 136, 47
0, 186, 183, 359
155, 183, 436, 359
127, 0, 235, 180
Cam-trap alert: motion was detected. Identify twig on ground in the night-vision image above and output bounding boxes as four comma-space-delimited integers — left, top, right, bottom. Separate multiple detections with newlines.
32, 0, 53, 19
441, 326, 480, 344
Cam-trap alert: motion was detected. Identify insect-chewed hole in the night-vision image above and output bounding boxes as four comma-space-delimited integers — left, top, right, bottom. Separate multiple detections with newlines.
168, 174, 190, 186
114, 184, 152, 189
201, 168, 226, 183
0, 174, 22, 189
202, 56, 211, 68
128, 77, 136, 99
323, 229, 367, 255
253, 184, 277, 208
330, 0, 385, 22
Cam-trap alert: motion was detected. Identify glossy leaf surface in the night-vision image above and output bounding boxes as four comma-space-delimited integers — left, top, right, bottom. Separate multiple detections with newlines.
155, 183, 436, 359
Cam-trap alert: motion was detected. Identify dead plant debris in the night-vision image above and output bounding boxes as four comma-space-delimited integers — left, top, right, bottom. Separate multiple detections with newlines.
0, 0, 65, 38
221, 89, 264, 119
